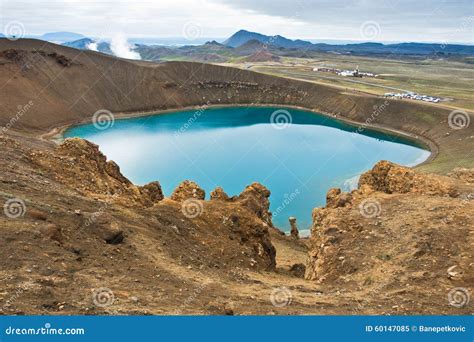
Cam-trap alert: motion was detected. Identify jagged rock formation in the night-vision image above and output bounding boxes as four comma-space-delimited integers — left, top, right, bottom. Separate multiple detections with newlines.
326, 188, 352, 208
138, 181, 164, 203
289, 217, 299, 239
235, 182, 274, 227
358, 160, 459, 197
3, 136, 277, 278
30, 138, 163, 207
210, 187, 230, 201
305, 161, 473, 308
170, 180, 205, 202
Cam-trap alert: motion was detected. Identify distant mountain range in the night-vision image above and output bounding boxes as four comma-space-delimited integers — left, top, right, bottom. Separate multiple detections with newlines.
223, 29, 313, 49
43, 29, 474, 62
1, 29, 473, 56
222, 29, 474, 56
39, 32, 85, 43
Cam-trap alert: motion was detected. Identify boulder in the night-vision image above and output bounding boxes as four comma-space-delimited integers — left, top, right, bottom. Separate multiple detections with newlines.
40, 223, 62, 242
139, 181, 164, 203
84, 212, 124, 244
326, 188, 352, 208
236, 182, 273, 227
170, 180, 205, 203
28, 209, 48, 221
210, 187, 230, 201
289, 263, 306, 278
289, 217, 299, 239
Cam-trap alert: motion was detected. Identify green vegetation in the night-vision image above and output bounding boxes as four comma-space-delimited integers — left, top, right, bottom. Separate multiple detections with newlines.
238, 54, 474, 111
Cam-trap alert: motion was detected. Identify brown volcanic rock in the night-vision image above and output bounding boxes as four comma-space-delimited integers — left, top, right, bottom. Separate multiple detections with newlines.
236, 182, 273, 227
170, 180, 205, 203
30, 138, 160, 206
326, 188, 353, 208
358, 160, 459, 197
84, 212, 124, 244
305, 163, 474, 310
448, 168, 474, 184
139, 181, 164, 203
56, 138, 132, 186
165, 182, 277, 271
210, 187, 230, 201
190, 200, 277, 271
2, 134, 278, 292
39, 223, 63, 242
289, 217, 299, 239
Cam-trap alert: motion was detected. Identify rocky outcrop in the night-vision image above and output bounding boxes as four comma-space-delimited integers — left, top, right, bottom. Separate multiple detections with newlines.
170, 180, 205, 202
289, 263, 306, 278
305, 162, 474, 287
326, 188, 352, 208
358, 160, 459, 197
235, 182, 273, 227
28, 138, 277, 272
210, 187, 230, 201
289, 217, 299, 239
139, 181, 164, 203
165, 181, 277, 271
30, 138, 163, 207
83, 212, 124, 244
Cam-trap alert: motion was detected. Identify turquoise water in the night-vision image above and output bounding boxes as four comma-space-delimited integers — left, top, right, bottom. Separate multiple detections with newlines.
64, 106, 430, 234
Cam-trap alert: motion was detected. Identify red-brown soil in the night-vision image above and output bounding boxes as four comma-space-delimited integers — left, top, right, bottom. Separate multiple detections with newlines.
0, 39, 472, 315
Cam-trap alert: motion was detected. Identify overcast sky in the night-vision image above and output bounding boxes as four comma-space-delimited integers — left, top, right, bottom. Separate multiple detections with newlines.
1, 0, 473, 43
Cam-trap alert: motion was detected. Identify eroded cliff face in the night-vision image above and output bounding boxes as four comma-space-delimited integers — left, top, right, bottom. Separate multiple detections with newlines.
1, 134, 472, 314
305, 161, 473, 305
358, 160, 459, 197
30, 138, 164, 207
10, 137, 277, 273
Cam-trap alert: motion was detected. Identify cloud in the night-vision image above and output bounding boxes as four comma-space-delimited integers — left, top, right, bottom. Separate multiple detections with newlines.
209, 0, 474, 42
110, 34, 141, 60
1, 0, 473, 43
